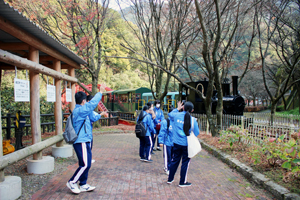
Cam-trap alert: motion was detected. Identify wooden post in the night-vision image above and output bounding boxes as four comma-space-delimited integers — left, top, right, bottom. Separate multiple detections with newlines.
54, 59, 63, 147
69, 68, 76, 111
29, 46, 42, 160
0, 82, 5, 182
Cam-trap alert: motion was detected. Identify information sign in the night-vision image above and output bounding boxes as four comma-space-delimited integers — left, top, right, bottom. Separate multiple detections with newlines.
66, 88, 72, 102
14, 78, 30, 102
47, 85, 56, 102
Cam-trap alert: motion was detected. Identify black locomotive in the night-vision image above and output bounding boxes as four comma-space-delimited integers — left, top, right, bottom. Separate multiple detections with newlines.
179, 76, 246, 115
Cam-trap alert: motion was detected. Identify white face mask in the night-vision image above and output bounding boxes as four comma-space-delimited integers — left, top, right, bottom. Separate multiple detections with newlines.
156, 104, 160, 108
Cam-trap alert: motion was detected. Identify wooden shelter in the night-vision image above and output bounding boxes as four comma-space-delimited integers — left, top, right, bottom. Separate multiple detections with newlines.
0, 0, 87, 187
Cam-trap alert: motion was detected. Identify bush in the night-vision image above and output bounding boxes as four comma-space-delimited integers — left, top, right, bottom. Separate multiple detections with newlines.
248, 131, 300, 182
276, 105, 285, 112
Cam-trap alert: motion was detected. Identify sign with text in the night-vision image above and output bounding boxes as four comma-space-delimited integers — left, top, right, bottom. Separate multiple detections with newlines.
47, 85, 56, 102
66, 88, 72, 102
14, 78, 30, 102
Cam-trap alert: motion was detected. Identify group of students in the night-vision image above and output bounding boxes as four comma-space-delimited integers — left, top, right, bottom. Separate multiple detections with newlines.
137, 100, 200, 187
65, 90, 200, 195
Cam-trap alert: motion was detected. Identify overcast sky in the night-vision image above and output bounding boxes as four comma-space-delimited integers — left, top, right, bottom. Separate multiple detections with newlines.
108, 0, 130, 11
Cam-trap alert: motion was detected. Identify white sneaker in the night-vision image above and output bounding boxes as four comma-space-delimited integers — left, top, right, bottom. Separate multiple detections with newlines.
80, 184, 96, 192
92, 159, 95, 163
66, 181, 80, 194
165, 170, 169, 175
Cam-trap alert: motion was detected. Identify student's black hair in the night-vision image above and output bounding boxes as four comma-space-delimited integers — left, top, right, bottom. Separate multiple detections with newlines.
87, 95, 94, 102
169, 105, 175, 113
146, 102, 153, 107
138, 105, 149, 120
75, 91, 87, 104
154, 99, 161, 106
183, 101, 194, 136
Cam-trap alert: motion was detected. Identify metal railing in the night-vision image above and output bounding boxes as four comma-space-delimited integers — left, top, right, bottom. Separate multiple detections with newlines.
192, 113, 299, 142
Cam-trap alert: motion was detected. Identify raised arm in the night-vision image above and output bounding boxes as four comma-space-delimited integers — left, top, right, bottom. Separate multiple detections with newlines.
193, 118, 200, 137
75, 92, 102, 119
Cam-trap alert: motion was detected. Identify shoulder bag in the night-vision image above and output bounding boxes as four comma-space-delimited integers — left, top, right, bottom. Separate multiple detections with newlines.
187, 117, 201, 158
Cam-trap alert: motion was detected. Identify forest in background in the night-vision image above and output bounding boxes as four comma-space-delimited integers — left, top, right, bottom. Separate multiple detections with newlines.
1, 0, 299, 123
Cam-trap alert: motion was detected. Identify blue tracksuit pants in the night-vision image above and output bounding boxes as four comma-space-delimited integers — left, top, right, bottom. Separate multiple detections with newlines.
69, 142, 92, 186
152, 129, 160, 149
139, 136, 152, 160
168, 143, 191, 185
163, 145, 173, 171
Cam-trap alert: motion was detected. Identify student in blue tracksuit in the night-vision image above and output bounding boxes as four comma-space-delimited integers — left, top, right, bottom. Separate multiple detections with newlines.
167, 101, 200, 188
66, 91, 102, 194
137, 105, 156, 162
147, 102, 156, 154
153, 100, 165, 151
158, 106, 175, 175
86, 95, 107, 163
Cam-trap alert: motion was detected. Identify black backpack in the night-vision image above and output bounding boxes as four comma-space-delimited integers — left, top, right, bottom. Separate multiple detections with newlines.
167, 118, 170, 131
135, 114, 147, 138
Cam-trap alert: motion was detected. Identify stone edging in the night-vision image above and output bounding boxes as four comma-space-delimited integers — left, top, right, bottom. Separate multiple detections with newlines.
199, 139, 300, 200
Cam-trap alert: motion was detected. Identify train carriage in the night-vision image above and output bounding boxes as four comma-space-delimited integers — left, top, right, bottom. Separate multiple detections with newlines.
142, 91, 185, 111
102, 87, 151, 113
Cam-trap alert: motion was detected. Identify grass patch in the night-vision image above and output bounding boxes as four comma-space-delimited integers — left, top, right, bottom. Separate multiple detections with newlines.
278, 107, 299, 115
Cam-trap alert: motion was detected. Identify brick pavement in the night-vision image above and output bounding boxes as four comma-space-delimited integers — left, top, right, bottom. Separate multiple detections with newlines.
31, 134, 274, 200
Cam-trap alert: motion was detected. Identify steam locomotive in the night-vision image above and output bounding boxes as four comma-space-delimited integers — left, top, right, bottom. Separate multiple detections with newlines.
179, 76, 246, 115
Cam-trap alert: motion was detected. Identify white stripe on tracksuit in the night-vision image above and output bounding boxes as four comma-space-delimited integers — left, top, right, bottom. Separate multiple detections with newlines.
148, 136, 152, 160
70, 143, 88, 184
163, 144, 168, 170
184, 159, 191, 183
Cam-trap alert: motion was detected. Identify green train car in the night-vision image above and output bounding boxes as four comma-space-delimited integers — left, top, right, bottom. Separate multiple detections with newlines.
101, 87, 151, 113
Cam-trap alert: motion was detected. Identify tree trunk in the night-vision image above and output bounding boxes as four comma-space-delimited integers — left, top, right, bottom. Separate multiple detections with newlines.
297, 83, 300, 114
92, 74, 98, 96
282, 96, 287, 110
215, 76, 223, 135
205, 103, 217, 136
270, 102, 277, 125
155, 69, 163, 99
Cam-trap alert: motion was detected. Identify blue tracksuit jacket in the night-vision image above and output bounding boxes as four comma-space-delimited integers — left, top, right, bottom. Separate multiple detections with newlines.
168, 109, 200, 146
157, 118, 174, 147
154, 107, 164, 125
136, 111, 156, 137
72, 92, 102, 144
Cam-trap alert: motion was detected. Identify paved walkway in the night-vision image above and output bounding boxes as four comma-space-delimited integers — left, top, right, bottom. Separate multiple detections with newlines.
31, 134, 274, 200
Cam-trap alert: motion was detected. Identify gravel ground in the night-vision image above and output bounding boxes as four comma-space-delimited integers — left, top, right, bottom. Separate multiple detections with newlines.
4, 146, 78, 200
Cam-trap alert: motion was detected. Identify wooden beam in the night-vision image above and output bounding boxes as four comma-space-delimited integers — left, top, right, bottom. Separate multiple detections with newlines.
29, 46, 42, 160
0, 135, 63, 171
40, 55, 54, 62
44, 64, 71, 69
0, 16, 82, 69
0, 49, 77, 82
53, 59, 63, 147
0, 81, 4, 181
0, 42, 29, 50
0, 65, 15, 70
11, 50, 28, 57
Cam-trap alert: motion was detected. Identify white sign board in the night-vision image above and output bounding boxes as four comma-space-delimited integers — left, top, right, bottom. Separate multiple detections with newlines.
14, 78, 30, 102
66, 88, 72, 102
47, 85, 56, 102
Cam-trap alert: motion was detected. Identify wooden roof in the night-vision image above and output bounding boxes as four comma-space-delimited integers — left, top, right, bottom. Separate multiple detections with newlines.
0, 0, 87, 70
